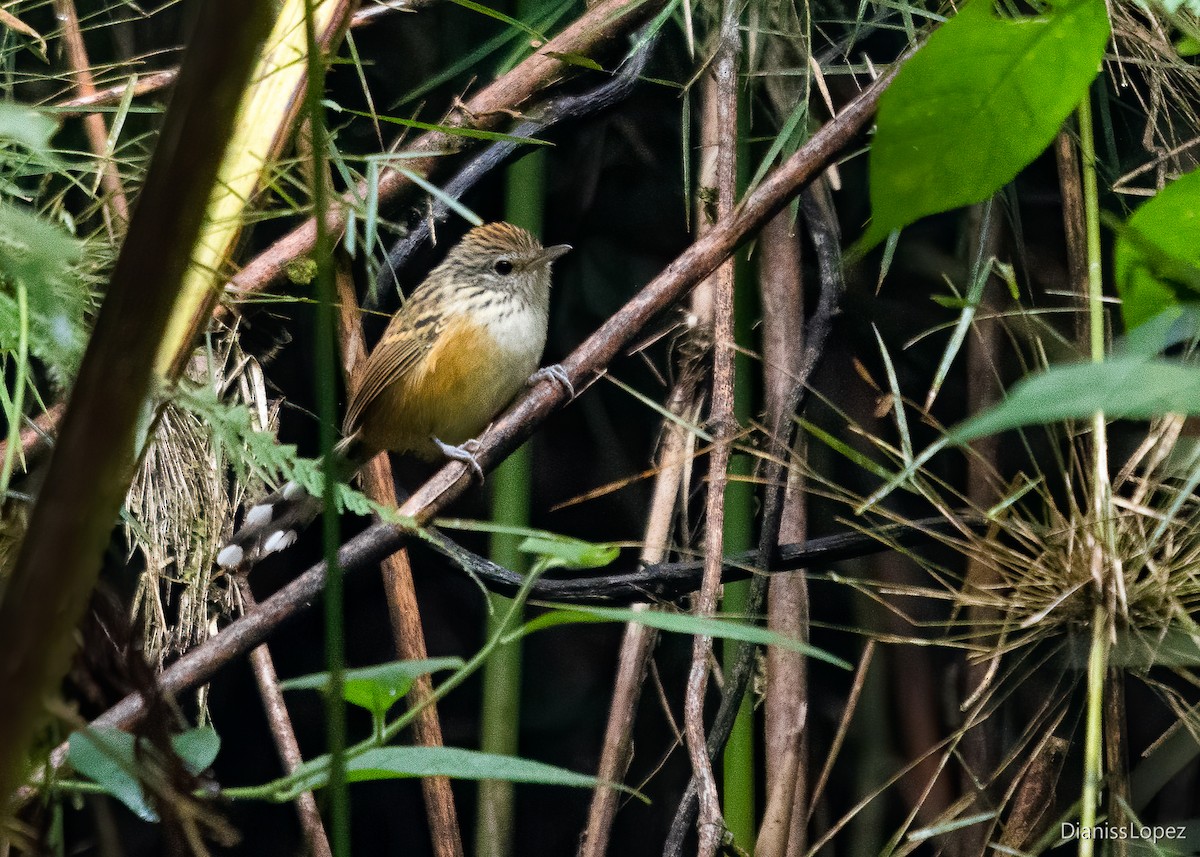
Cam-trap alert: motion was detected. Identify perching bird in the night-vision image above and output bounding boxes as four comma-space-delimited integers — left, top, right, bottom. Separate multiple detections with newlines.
217, 222, 571, 569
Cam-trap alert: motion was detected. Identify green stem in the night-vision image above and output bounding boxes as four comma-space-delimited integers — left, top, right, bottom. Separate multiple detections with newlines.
1077, 84, 1110, 857
479, 447, 532, 857
302, 2, 347, 853
475, 119, 547, 857
0, 280, 28, 497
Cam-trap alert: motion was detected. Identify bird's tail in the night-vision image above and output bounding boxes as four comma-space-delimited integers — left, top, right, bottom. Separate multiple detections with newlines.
216, 435, 365, 570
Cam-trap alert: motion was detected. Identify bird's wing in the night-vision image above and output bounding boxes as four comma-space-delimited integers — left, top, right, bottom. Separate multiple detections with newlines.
343, 293, 445, 434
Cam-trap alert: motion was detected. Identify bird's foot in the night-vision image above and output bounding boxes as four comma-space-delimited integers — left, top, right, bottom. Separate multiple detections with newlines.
433, 436, 485, 482
529, 364, 574, 399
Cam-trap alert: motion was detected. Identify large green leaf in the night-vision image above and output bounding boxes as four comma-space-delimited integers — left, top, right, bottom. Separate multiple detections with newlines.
291, 746, 637, 797
951, 356, 1200, 442
69, 727, 156, 821
862, 0, 1110, 247
1114, 169, 1200, 331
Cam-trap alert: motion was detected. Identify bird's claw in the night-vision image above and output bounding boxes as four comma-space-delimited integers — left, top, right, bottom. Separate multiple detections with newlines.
529, 364, 574, 399
434, 436, 485, 482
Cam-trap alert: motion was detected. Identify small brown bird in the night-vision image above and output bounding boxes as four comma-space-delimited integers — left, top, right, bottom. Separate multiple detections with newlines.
217, 222, 570, 568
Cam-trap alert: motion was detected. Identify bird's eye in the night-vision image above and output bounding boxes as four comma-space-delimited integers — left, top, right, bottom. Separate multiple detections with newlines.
493, 259, 514, 276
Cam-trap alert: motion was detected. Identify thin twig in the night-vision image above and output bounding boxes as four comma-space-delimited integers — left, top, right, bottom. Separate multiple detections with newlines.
663, 175, 847, 857
238, 580, 333, 857
579, 314, 708, 857
807, 641, 875, 825
53, 0, 129, 230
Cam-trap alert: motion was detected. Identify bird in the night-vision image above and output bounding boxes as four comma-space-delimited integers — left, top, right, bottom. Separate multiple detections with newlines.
217, 222, 571, 569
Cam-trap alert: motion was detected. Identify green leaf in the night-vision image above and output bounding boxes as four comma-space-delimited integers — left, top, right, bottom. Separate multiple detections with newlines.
294, 746, 637, 797
1111, 626, 1200, 669
543, 51, 603, 71
0, 102, 58, 152
171, 727, 220, 775
517, 535, 620, 571
950, 356, 1200, 442
0, 202, 86, 380
434, 519, 621, 571
1120, 305, 1200, 357
1114, 169, 1200, 331
517, 604, 852, 669
862, 0, 1110, 248
281, 658, 463, 718
68, 727, 157, 822
445, 0, 548, 42
67, 726, 221, 821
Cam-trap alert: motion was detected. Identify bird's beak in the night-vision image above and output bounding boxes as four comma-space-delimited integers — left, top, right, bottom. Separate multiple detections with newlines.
538, 244, 572, 264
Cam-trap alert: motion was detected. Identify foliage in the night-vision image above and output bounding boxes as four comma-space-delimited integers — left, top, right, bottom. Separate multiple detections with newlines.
67, 726, 220, 822
5, 0, 1200, 853
862, 0, 1110, 248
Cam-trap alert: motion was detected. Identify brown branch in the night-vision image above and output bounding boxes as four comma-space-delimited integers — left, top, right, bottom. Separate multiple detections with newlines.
579, 334, 707, 857
664, 175, 848, 857
996, 735, 1068, 852
1055, 123, 1090, 346
758, 209, 809, 857
0, 0, 276, 805
16, 60, 900, 807
335, 260, 464, 857
238, 581, 333, 857
52, 69, 181, 116
54, 0, 129, 229
959, 199, 1005, 857
685, 12, 740, 853
0, 402, 63, 477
